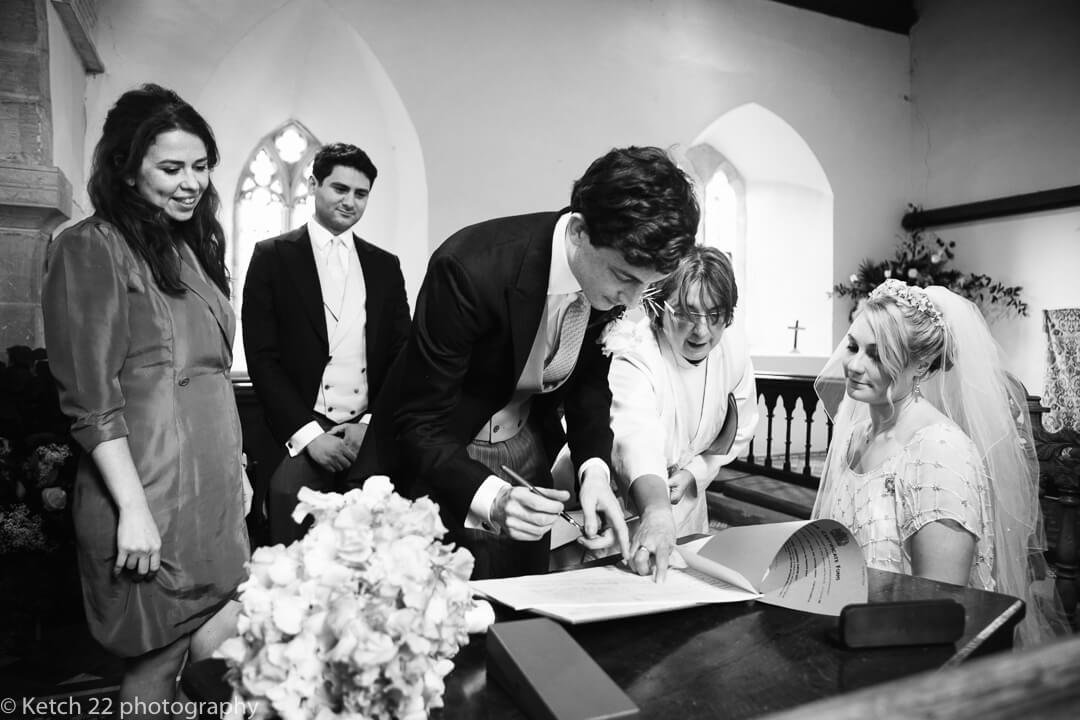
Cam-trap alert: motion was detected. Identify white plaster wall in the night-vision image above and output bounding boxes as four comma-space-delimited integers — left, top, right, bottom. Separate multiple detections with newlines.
343, 0, 911, 353
89, 0, 427, 308
922, 210, 1080, 392
744, 182, 834, 357
89, 0, 913, 325
909, 0, 1080, 391
910, 0, 1080, 205
692, 102, 835, 361
194, 0, 427, 300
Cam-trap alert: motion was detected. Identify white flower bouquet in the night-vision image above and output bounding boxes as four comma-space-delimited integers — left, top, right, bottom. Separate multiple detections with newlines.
216, 476, 491, 720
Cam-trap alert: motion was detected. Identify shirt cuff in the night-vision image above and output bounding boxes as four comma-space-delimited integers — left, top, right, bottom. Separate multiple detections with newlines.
359, 413, 372, 426
465, 475, 511, 534
286, 421, 325, 457
578, 457, 615, 493
682, 456, 709, 484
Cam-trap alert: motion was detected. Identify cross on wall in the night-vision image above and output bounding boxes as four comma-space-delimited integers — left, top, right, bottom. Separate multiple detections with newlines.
787, 320, 805, 353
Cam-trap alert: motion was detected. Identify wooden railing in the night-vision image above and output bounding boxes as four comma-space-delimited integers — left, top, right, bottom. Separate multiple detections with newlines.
721, 373, 827, 519
738, 373, 829, 483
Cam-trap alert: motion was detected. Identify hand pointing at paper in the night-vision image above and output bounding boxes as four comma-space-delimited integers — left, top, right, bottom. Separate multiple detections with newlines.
624, 474, 677, 582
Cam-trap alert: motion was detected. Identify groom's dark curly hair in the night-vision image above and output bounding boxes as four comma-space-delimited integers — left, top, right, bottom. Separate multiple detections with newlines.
570, 146, 699, 274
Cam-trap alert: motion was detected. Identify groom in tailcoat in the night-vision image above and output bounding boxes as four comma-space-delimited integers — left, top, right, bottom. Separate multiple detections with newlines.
355, 146, 700, 579
243, 143, 410, 545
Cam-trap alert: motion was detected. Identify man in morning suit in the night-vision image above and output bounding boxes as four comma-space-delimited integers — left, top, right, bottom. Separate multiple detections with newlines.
359, 146, 699, 579
243, 143, 410, 545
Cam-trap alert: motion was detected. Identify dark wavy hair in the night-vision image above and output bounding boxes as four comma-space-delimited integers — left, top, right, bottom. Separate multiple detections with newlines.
570, 146, 699, 274
87, 83, 229, 296
648, 245, 738, 333
311, 143, 378, 186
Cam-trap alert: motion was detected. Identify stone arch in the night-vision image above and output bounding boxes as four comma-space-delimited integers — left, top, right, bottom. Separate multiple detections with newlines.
689, 103, 834, 364
194, 0, 427, 372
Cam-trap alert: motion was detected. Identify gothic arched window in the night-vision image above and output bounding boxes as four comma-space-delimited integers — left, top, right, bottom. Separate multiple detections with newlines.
690, 103, 833, 360
233, 121, 321, 286
231, 121, 321, 374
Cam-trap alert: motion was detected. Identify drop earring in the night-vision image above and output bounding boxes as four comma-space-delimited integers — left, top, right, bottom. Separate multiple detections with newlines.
912, 374, 922, 400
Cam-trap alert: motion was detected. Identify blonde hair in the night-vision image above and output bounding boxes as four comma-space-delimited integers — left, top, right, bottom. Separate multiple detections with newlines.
861, 292, 952, 397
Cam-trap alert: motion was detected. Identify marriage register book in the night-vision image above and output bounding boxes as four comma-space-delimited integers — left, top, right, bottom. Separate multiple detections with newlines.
470, 519, 868, 623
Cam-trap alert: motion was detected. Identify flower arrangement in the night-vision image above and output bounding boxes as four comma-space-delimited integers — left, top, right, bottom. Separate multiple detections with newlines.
216, 477, 492, 720
0, 346, 79, 554
0, 503, 51, 554
0, 439, 75, 554
599, 314, 649, 359
831, 212, 1027, 320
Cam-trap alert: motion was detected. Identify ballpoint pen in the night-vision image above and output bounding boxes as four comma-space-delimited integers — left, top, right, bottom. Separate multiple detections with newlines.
499, 465, 640, 533
500, 464, 586, 532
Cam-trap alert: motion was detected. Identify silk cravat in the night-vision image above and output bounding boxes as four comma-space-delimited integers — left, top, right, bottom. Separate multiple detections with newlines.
322, 235, 348, 320
543, 293, 589, 387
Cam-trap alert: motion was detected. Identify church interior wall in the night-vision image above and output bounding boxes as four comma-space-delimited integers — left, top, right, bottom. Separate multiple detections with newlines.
46, 2, 87, 221
908, 0, 1080, 391
27, 0, 1075, 388
78, 0, 912, 355
0, 0, 82, 349
742, 181, 833, 356
690, 102, 835, 359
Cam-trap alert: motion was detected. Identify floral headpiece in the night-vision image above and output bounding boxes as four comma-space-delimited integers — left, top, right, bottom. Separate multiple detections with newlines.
869, 279, 945, 328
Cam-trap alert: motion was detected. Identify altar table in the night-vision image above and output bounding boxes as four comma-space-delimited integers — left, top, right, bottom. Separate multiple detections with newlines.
182, 568, 1023, 719
435, 568, 1023, 719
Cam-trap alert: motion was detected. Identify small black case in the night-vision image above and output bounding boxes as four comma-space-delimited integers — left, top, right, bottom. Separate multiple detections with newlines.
487, 618, 640, 720
832, 599, 966, 648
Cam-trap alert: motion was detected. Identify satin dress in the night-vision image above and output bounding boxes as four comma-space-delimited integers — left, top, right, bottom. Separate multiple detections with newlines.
42, 218, 249, 656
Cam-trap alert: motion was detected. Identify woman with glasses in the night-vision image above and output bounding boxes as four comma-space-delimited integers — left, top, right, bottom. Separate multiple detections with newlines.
610, 245, 758, 580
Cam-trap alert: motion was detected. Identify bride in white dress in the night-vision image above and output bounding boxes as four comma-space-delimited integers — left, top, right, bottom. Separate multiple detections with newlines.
813, 278, 1067, 646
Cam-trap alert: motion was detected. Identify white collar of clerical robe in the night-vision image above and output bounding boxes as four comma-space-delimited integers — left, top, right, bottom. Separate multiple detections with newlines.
659, 334, 715, 448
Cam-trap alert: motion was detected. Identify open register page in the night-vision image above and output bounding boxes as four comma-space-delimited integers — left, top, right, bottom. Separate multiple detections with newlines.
470, 519, 867, 623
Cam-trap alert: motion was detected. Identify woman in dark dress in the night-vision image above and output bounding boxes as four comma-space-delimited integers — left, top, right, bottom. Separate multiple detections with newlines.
42, 84, 248, 713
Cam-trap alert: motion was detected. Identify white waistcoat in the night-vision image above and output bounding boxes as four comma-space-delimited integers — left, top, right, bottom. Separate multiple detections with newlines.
315, 243, 368, 423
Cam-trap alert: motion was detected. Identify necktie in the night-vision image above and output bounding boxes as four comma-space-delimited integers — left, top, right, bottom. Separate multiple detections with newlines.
323, 236, 348, 320
543, 293, 590, 386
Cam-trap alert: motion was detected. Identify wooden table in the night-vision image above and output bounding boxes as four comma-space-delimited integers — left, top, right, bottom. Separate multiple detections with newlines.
182, 568, 1023, 719
436, 568, 1024, 719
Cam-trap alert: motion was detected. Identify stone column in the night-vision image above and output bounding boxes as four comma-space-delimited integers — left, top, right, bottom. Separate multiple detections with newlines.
0, 0, 73, 351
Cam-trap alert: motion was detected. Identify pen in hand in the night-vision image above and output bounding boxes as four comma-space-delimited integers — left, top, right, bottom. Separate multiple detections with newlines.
499, 465, 586, 533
